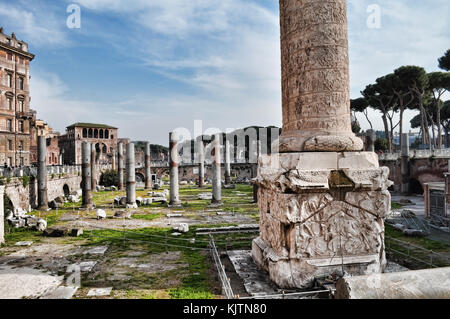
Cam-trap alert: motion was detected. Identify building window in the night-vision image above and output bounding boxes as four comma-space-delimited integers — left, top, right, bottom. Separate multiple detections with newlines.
7, 139, 12, 151
18, 121, 23, 133
111, 135, 114, 139
88, 129, 93, 138
6, 97, 12, 110
7, 74, 12, 87
6, 53, 12, 60
18, 100, 24, 112
19, 140, 23, 150
105, 130, 109, 139
99, 129, 104, 139
19, 77, 24, 90
7, 119, 12, 132
19, 157, 23, 166
94, 129, 98, 138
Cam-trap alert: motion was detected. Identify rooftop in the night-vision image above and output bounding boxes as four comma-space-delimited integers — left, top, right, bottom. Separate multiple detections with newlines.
67, 123, 118, 130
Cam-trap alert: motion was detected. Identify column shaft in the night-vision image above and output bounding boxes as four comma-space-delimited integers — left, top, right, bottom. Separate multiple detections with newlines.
145, 142, 152, 190
82, 142, 92, 209
212, 134, 222, 205
37, 136, 48, 210
169, 132, 181, 206
126, 143, 137, 208
278, 0, 362, 152
118, 142, 124, 191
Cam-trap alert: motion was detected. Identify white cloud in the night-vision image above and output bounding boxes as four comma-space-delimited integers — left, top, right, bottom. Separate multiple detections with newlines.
0, 1, 68, 46
23, 0, 450, 143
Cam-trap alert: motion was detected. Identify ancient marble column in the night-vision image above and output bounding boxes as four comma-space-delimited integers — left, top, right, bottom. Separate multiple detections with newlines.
224, 138, 232, 185
401, 133, 410, 194
126, 143, 137, 208
252, 0, 392, 289
145, 142, 152, 190
198, 139, 205, 188
0, 186, 5, 244
81, 142, 93, 209
211, 134, 222, 206
112, 149, 117, 171
37, 136, 48, 210
118, 142, 124, 191
278, 0, 363, 153
366, 130, 376, 152
91, 143, 98, 191
169, 132, 181, 206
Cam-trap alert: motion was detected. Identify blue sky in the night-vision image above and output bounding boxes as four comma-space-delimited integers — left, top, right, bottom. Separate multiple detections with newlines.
0, 0, 449, 145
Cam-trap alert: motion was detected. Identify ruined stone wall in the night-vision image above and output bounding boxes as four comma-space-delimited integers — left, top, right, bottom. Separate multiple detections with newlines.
148, 163, 256, 182
3, 173, 81, 211
380, 157, 448, 192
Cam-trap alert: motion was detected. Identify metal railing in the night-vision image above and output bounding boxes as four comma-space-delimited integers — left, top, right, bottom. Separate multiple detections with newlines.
209, 234, 235, 299
385, 236, 450, 268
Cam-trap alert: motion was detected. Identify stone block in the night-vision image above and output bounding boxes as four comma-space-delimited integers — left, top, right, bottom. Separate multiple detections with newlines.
253, 152, 391, 289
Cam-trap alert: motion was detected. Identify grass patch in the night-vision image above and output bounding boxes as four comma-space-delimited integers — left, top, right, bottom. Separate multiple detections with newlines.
391, 202, 404, 210
132, 213, 163, 221
385, 224, 450, 252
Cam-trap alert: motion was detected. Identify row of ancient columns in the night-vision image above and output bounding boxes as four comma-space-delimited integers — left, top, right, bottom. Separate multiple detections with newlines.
82, 141, 152, 209
33, 137, 154, 210
169, 132, 226, 207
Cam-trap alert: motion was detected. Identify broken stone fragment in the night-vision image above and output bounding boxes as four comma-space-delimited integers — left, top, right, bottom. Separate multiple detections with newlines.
44, 227, 70, 237
96, 209, 107, 220
71, 228, 84, 237
114, 211, 132, 219
177, 223, 189, 233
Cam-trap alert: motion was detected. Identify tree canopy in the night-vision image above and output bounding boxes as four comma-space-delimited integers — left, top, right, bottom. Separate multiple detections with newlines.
439, 49, 450, 71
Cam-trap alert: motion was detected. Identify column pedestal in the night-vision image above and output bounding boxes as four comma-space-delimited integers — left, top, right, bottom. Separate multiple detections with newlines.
252, 152, 392, 288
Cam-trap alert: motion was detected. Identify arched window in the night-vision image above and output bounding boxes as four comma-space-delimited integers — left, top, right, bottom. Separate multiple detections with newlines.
102, 145, 107, 153
83, 128, 87, 138
105, 130, 109, 139
95, 143, 100, 152
94, 129, 98, 138
111, 135, 114, 139
99, 129, 104, 139
88, 129, 93, 138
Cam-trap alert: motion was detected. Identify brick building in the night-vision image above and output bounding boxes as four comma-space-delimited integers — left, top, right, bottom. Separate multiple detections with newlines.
30, 119, 58, 165
0, 28, 35, 167
59, 123, 118, 165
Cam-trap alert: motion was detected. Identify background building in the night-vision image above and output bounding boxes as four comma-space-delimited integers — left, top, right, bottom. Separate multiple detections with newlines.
0, 28, 35, 167
59, 123, 118, 165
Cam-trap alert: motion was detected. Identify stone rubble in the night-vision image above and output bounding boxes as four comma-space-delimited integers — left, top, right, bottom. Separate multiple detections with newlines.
6, 208, 47, 232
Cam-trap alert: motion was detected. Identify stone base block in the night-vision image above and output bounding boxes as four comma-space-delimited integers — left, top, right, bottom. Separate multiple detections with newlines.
252, 237, 383, 289
253, 152, 392, 289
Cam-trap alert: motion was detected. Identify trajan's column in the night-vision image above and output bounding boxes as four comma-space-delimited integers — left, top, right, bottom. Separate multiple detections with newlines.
252, 0, 393, 288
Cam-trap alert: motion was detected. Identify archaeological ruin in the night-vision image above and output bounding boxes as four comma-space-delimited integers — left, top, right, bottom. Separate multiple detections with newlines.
252, 0, 392, 288
0, 0, 449, 303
